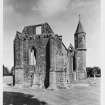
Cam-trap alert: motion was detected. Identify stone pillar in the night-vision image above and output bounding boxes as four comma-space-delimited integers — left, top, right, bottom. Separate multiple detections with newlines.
49, 71, 57, 89
39, 73, 45, 89
69, 52, 74, 82
32, 73, 39, 88
32, 66, 40, 88
49, 38, 57, 89
73, 72, 77, 80
15, 68, 24, 87
67, 49, 74, 82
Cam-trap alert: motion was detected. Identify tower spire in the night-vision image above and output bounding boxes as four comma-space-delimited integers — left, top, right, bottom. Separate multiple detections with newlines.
74, 15, 87, 80
75, 14, 84, 34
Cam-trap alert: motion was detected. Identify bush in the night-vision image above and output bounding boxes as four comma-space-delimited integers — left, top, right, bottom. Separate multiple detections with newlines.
86, 66, 101, 78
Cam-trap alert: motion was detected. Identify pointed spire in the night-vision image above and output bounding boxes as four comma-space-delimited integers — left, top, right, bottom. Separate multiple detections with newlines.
75, 14, 85, 34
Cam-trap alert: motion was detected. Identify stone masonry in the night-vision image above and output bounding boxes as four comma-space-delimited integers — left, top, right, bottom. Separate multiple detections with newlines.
14, 21, 86, 89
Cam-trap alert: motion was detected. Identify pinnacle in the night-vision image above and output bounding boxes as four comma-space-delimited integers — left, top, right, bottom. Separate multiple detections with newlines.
75, 20, 84, 34
75, 15, 85, 34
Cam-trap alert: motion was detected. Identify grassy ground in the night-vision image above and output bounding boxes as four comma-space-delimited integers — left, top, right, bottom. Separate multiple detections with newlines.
3, 78, 101, 105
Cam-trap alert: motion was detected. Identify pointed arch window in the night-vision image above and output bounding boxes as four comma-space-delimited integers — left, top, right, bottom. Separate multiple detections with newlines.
29, 47, 37, 65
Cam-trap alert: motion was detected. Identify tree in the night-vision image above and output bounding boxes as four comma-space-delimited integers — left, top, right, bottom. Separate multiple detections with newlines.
11, 66, 15, 86
86, 66, 101, 78
86, 67, 93, 77
3, 65, 10, 76
11, 66, 15, 75
93, 66, 101, 77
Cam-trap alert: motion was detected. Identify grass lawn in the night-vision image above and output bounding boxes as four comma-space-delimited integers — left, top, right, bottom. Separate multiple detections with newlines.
3, 78, 101, 105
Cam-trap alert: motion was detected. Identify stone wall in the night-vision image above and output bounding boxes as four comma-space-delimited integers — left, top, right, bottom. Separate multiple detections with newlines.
15, 68, 24, 84
49, 36, 70, 88
3, 76, 13, 86
14, 23, 79, 89
22, 23, 54, 36
14, 32, 23, 68
74, 24, 86, 80
76, 50, 86, 79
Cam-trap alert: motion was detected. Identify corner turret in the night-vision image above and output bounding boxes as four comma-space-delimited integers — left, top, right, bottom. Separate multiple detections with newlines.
74, 15, 87, 80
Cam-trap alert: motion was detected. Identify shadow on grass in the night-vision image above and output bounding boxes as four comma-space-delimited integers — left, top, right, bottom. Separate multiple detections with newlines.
3, 91, 48, 105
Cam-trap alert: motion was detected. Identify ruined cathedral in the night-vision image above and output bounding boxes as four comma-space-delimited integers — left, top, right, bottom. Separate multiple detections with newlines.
14, 20, 87, 89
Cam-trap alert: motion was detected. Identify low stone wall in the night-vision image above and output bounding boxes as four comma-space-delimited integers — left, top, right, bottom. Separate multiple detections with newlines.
3, 76, 13, 85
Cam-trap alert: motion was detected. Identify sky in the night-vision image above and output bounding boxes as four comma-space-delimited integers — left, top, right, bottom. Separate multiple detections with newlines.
3, 0, 101, 70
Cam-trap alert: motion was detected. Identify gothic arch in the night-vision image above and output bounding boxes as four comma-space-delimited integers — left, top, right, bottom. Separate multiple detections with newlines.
31, 46, 37, 58
29, 46, 37, 66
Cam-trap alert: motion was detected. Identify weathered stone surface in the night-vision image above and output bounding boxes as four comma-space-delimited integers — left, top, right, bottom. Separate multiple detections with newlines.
74, 20, 87, 80
3, 76, 13, 86
14, 22, 86, 89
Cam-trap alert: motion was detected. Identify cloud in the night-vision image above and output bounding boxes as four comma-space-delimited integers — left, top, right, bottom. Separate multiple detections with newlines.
4, 0, 39, 15
4, 0, 99, 17
71, 0, 99, 9
4, 0, 71, 17
33, 0, 71, 17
